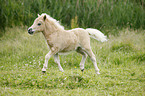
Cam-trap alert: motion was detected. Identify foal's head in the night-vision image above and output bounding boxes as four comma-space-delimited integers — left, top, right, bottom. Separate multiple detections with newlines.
28, 14, 46, 35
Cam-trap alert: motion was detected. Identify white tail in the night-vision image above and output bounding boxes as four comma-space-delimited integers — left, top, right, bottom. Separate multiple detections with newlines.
86, 28, 108, 42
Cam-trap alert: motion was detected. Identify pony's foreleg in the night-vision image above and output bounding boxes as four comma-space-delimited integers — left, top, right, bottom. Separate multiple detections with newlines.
54, 54, 64, 72
42, 51, 52, 72
42, 50, 57, 73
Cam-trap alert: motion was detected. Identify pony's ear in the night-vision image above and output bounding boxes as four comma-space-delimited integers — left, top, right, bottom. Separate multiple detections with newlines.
43, 15, 46, 21
38, 14, 40, 17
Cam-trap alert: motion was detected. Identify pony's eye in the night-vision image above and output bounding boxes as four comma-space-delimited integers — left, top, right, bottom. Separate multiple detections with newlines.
38, 23, 41, 26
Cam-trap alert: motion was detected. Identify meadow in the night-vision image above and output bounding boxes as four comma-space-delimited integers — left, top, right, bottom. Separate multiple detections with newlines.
0, 27, 144, 95
0, 0, 144, 95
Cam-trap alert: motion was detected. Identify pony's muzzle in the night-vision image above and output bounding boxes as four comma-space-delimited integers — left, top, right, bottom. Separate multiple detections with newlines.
28, 28, 34, 35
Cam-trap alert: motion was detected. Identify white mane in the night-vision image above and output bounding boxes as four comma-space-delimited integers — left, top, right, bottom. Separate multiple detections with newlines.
41, 13, 64, 30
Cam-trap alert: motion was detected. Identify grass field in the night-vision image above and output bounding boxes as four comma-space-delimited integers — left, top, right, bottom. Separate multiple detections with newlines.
0, 27, 145, 96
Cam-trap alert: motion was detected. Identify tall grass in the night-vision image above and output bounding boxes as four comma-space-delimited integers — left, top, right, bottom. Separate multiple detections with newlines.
0, 0, 144, 31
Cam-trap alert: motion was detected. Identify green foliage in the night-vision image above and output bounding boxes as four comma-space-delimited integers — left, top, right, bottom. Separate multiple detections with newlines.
0, 0, 144, 31
0, 27, 145, 95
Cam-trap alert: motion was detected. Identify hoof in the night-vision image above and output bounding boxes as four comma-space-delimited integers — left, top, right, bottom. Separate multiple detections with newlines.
96, 72, 100, 74
60, 70, 64, 72
42, 71, 46, 74
81, 69, 84, 72
59, 68, 64, 72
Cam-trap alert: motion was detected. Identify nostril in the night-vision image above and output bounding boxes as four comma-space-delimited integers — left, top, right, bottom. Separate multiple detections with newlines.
28, 28, 34, 35
28, 28, 32, 32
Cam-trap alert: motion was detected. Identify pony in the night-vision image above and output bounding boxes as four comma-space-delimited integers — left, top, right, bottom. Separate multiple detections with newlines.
28, 13, 107, 74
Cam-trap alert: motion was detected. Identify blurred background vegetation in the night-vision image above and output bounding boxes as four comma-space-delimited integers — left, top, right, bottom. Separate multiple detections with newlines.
0, 0, 144, 31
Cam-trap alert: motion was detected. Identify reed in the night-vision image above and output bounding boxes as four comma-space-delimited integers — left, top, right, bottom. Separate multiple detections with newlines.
0, 0, 144, 31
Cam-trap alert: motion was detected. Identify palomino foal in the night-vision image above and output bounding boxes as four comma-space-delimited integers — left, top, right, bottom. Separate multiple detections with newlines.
28, 13, 107, 74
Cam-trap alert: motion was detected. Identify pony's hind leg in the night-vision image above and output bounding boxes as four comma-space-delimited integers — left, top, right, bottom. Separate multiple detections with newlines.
54, 54, 64, 72
76, 47, 87, 72
85, 48, 100, 74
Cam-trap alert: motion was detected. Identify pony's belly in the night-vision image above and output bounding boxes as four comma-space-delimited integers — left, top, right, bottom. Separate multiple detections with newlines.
58, 51, 74, 55
59, 44, 79, 54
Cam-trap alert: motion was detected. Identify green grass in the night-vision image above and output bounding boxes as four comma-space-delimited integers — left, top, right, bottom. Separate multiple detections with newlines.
0, 27, 145, 96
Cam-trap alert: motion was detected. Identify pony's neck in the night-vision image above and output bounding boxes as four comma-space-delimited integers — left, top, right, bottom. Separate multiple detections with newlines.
42, 19, 64, 39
